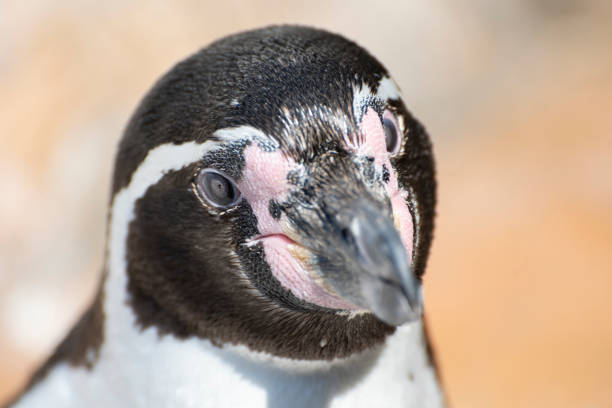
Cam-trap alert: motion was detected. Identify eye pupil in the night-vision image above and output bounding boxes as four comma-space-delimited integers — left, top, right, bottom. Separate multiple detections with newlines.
383, 118, 399, 153
211, 178, 228, 195
198, 170, 240, 208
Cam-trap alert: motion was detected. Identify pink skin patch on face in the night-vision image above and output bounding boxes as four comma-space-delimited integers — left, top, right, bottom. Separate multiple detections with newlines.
357, 108, 414, 260
238, 143, 359, 310
238, 107, 414, 312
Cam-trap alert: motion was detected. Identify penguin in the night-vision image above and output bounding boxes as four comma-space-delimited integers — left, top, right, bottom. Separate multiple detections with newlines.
5, 25, 444, 408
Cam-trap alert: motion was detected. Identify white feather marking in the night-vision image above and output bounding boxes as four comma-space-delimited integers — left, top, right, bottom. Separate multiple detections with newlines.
16, 319, 443, 408
352, 76, 402, 124
405, 184, 421, 265
214, 125, 279, 150
352, 82, 372, 124
376, 76, 402, 101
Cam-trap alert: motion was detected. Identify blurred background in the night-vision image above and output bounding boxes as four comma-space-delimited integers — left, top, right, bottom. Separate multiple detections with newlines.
1, 1, 611, 406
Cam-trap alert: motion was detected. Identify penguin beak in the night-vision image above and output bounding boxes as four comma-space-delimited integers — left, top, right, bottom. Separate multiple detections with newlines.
306, 199, 423, 326
343, 201, 422, 326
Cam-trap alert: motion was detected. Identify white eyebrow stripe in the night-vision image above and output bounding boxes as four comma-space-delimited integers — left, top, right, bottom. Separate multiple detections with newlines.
108, 140, 221, 295
104, 139, 224, 372
106, 125, 279, 370
352, 76, 403, 123
109, 124, 280, 295
376, 76, 401, 101
214, 125, 279, 150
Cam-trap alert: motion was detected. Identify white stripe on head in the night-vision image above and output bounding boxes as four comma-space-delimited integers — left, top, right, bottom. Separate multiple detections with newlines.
352, 83, 372, 125
375, 76, 401, 101
375, 77, 405, 133
106, 126, 276, 333
214, 125, 280, 150
352, 76, 401, 122
106, 140, 222, 336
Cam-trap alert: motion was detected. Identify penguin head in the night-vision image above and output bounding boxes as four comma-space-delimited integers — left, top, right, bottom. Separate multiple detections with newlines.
111, 26, 436, 360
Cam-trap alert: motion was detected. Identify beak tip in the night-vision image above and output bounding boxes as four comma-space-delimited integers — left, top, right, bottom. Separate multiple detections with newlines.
373, 305, 422, 327
361, 278, 423, 326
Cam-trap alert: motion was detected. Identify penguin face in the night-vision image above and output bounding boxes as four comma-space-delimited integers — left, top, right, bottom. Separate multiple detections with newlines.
114, 26, 435, 360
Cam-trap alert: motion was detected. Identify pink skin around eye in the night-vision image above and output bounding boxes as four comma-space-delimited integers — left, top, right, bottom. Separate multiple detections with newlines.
356, 108, 414, 260
237, 108, 414, 311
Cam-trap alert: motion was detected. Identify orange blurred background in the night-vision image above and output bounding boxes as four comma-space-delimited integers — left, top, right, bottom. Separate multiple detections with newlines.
1, 1, 611, 407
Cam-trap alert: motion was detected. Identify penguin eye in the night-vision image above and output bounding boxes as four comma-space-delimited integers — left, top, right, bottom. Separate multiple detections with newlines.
383, 117, 400, 154
197, 169, 241, 208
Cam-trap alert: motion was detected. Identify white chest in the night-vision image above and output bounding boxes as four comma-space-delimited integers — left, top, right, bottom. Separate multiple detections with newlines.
14, 318, 443, 408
